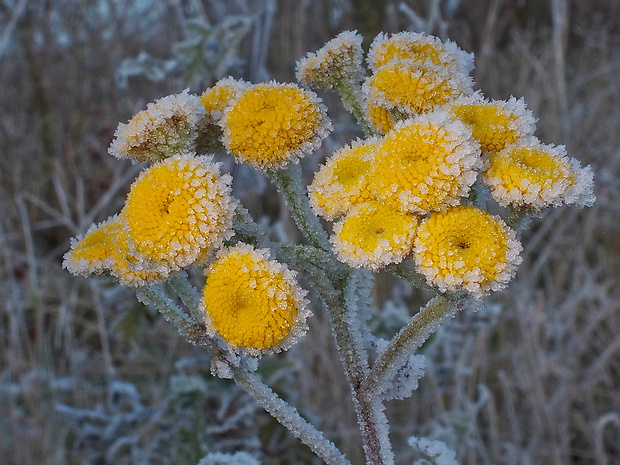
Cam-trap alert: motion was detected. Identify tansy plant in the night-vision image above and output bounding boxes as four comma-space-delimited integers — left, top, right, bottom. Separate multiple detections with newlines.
64, 30, 595, 465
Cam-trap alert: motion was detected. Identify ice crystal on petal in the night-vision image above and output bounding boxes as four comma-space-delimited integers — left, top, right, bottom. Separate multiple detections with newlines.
413, 205, 523, 299
109, 89, 206, 163
201, 243, 311, 356
482, 137, 596, 210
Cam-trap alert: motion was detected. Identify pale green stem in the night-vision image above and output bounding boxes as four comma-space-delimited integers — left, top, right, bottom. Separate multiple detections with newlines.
168, 271, 203, 321
136, 285, 196, 334
266, 163, 332, 251
232, 205, 272, 249
335, 80, 375, 137
364, 295, 460, 396
230, 364, 352, 465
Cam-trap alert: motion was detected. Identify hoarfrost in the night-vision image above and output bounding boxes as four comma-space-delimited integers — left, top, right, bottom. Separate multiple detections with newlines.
197, 451, 260, 465
409, 436, 458, 465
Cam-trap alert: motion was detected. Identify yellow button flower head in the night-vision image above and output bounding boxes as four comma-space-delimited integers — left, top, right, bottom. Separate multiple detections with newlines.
363, 60, 473, 116
367, 31, 474, 75
221, 81, 331, 171
200, 77, 250, 124
201, 243, 311, 355
365, 101, 396, 135
122, 153, 236, 273
63, 215, 122, 277
109, 89, 206, 163
296, 30, 364, 90
308, 137, 380, 220
370, 113, 482, 214
444, 93, 537, 153
109, 218, 170, 287
331, 201, 419, 271
414, 205, 523, 299
481, 138, 596, 210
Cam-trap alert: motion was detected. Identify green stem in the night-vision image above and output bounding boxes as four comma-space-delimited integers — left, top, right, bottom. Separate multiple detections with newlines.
168, 271, 203, 321
364, 296, 459, 396
136, 285, 196, 334
266, 163, 332, 251
335, 80, 375, 137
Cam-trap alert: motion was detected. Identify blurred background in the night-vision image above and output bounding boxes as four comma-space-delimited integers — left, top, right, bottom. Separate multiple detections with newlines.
1, 0, 619, 464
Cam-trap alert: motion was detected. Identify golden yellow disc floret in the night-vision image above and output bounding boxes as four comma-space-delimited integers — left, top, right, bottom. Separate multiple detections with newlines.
222, 82, 331, 170
202, 244, 310, 354
414, 205, 522, 298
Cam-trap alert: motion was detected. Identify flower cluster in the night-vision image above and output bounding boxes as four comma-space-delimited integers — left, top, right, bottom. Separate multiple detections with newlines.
302, 30, 594, 298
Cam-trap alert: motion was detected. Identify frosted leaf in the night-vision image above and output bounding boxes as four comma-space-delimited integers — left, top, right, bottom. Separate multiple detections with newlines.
381, 354, 426, 400
409, 436, 458, 465
196, 451, 260, 465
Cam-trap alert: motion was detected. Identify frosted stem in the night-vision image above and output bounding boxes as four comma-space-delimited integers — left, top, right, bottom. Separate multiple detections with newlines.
266, 164, 332, 251
335, 80, 375, 137
364, 296, 460, 396
232, 205, 272, 248
168, 271, 203, 321
230, 362, 352, 465
136, 285, 196, 334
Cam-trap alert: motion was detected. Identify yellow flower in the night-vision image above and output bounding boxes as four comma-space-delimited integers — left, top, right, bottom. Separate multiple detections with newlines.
296, 30, 364, 89
221, 81, 331, 170
201, 244, 311, 355
331, 201, 419, 271
370, 113, 482, 214
364, 60, 473, 116
413, 205, 523, 298
108, 219, 170, 287
121, 153, 235, 272
481, 138, 596, 210
308, 138, 380, 220
367, 31, 474, 75
200, 77, 249, 123
365, 101, 395, 135
444, 93, 536, 153
63, 215, 122, 277
109, 89, 206, 163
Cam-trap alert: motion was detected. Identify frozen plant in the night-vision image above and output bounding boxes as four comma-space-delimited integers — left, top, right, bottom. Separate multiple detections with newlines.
64, 30, 595, 465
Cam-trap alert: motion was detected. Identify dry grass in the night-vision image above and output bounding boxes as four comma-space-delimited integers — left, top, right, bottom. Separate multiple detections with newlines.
1, 1, 619, 464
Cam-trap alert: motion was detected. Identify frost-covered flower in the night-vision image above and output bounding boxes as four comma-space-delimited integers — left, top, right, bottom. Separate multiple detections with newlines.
443, 93, 537, 153
221, 81, 331, 170
121, 153, 235, 273
308, 138, 380, 220
200, 77, 249, 124
109, 89, 206, 163
365, 101, 396, 135
367, 31, 474, 75
413, 205, 523, 298
63, 215, 122, 277
331, 201, 418, 271
370, 113, 482, 214
296, 30, 364, 90
481, 138, 596, 210
201, 244, 311, 355
364, 60, 473, 116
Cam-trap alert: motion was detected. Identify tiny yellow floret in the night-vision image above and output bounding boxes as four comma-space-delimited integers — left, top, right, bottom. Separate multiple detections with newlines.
122, 153, 235, 272
482, 138, 596, 210
202, 244, 310, 355
221, 81, 331, 170
331, 201, 419, 270
370, 113, 482, 214
308, 138, 379, 220
414, 205, 523, 298
200, 77, 249, 123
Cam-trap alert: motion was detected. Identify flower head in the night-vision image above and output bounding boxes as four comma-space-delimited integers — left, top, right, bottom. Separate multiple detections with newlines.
308, 138, 379, 220
121, 153, 235, 272
413, 205, 523, 298
331, 201, 418, 271
109, 89, 206, 163
481, 138, 596, 210
444, 93, 536, 153
63, 215, 122, 277
200, 77, 249, 123
201, 244, 311, 355
296, 30, 364, 89
367, 31, 474, 75
221, 81, 331, 170
365, 101, 396, 135
364, 60, 473, 116
370, 113, 482, 214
